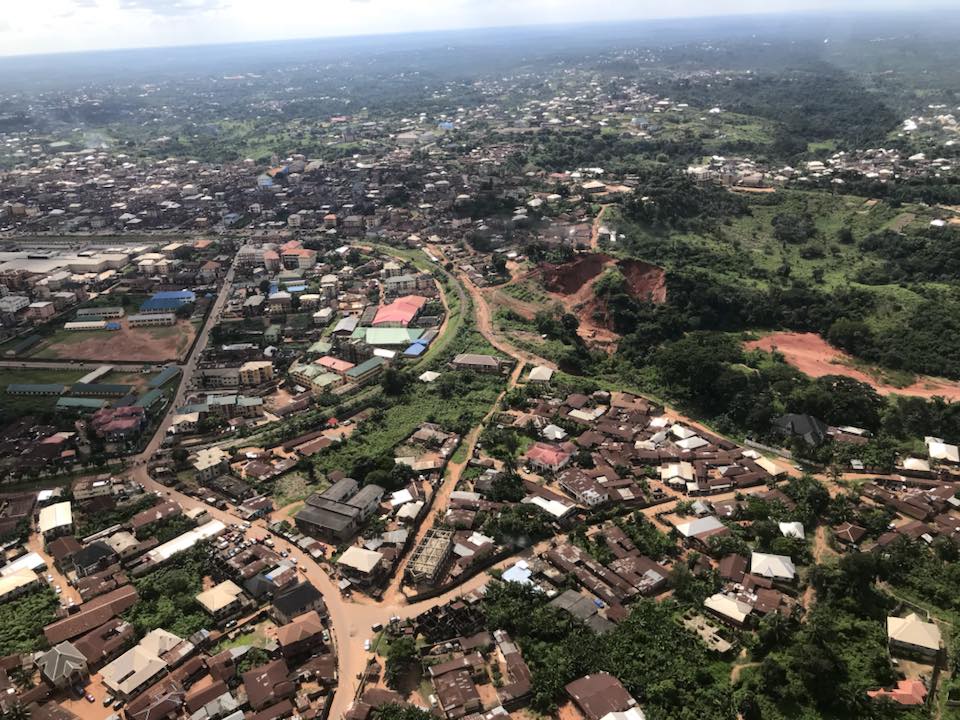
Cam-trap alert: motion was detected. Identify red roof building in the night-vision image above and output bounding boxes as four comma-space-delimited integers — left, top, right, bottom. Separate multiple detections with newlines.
372, 295, 427, 327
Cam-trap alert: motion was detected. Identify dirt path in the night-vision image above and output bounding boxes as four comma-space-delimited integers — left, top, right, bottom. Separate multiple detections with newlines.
746, 332, 960, 401
590, 206, 608, 251
382, 360, 526, 602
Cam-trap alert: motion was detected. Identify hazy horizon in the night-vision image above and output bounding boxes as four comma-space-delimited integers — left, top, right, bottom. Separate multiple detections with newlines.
0, 0, 952, 58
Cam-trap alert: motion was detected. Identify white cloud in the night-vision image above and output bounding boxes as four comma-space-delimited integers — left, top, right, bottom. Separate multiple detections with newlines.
0, 0, 940, 57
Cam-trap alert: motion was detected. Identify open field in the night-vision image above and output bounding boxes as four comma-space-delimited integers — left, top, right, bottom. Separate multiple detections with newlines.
31, 320, 197, 362
746, 331, 960, 400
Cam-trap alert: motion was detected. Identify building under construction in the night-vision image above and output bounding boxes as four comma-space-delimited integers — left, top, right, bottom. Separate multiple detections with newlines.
406, 528, 454, 586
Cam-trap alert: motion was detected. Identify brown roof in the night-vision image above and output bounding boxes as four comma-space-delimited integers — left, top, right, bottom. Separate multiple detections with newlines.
185, 679, 229, 714
47, 536, 82, 563
248, 699, 295, 720
43, 585, 139, 645
564, 673, 635, 720
242, 659, 294, 711
276, 610, 324, 647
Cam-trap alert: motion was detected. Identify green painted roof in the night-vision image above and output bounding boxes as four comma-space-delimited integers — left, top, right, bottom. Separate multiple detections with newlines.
6, 383, 65, 395
135, 389, 164, 408
346, 356, 386, 378
56, 397, 106, 409
362, 327, 424, 346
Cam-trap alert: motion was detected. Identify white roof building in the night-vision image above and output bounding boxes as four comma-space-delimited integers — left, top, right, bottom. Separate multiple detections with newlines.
675, 516, 725, 538
778, 521, 805, 539
527, 365, 554, 383
145, 519, 225, 564
926, 438, 960, 464
38, 501, 72, 536
887, 613, 942, 652
338, 546, 384, 575
704, 593, 753, 625
751, 552, 796, 581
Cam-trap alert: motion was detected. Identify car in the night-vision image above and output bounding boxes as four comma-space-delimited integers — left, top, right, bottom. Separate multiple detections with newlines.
85, 693, 96, 703
113, 700, 124, 711
46, 574, 53, 583
280, 550, 288, 558
103, 695, 115, 707
322, 629, 331, 643
290, 557, 298, 565
371, 623, 383, 632
225, 620, 238, 629
264, 539, 274, 547
363, 639, 372, 651
54, 586, 62, 595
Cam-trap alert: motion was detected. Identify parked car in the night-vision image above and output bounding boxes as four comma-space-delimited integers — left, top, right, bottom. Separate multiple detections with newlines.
363, 639, 372, 651
85, 693, 96, 703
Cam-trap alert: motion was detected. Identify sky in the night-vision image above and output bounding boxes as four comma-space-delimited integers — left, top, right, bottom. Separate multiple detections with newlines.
0, 0, 942, 57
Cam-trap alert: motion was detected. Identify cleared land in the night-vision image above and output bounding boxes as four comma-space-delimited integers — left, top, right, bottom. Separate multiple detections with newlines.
746, 331, 960, 400
31, 320, 197, 362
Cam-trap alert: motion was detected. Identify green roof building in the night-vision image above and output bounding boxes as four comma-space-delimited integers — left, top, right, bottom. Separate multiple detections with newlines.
346, 356, 386, 384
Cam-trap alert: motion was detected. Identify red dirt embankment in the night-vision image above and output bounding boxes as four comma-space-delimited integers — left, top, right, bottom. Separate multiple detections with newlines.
541, 253, 612, 295
538, 253, 667, 347
745, 331, 960, 401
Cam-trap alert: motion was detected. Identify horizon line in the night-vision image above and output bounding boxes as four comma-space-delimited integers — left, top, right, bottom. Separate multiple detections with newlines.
0, 6, 955, 62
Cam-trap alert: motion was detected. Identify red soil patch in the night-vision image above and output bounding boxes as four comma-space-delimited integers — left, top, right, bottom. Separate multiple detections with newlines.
620, 258, 667, 304
745, 331, 960, 401
537, 253, 667, 349
541, 253, 613, 295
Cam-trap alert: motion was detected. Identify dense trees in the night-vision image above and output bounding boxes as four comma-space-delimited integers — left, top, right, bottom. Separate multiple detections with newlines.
384, 636, 418, 690
482, 583, 736, 719
0, 590, 58, 655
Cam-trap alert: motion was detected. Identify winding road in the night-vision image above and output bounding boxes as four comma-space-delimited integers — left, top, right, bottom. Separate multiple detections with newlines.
119, 241, 831, 719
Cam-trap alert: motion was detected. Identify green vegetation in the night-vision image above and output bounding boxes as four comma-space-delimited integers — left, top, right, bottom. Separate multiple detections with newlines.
75, 494, 159, 538
313, 372, 502, 480
483, 582, 735, 719
0, 589, 58, 655
125, 546, 215, 638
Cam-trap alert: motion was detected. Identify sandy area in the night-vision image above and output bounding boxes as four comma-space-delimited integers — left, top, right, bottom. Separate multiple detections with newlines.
746, 331, 960, 401
36, 321, 196, 362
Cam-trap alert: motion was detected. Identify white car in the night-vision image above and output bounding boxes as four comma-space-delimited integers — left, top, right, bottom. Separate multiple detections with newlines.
363, 639, 372, 651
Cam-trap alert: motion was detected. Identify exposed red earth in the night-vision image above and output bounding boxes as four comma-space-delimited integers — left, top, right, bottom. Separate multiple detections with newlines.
539, 253, 666, 348
746, 331, 960, 401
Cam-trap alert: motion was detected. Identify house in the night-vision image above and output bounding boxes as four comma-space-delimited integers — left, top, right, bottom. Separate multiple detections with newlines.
71, 541, 118, 578
565, 673, 639, 720
337, 546, 385, 589
38, 501, 73, 543
867, 679, 928, 707
345, 356, 386, 385
773, 414, 829, 447
101, 629, 185, 700
242, 658, 295, 711
372, 295, 427, 327
704, 593, 753, 628
295, 480, 385, 542
832, 522, 867, 546
887, 613, 942, 660
35, 641, 89, 689
272, 582, 326, 625
524, 442, 573, 473
196, 580, 245, 622
452, 353, 503, 374
276, 610, 325, 660
750, 552, 796, 582
527, 365, 554, 383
